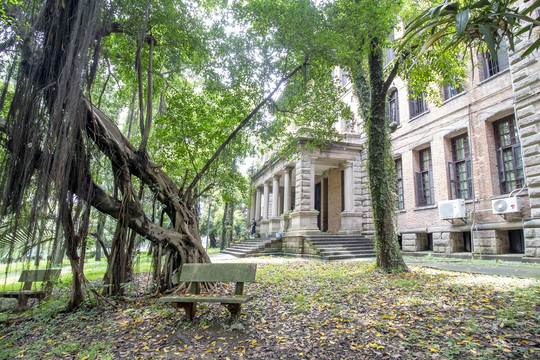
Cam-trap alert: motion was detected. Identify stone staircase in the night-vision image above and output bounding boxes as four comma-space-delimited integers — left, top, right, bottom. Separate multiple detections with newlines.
304, 234, 375, 260
222, 237, 282, 257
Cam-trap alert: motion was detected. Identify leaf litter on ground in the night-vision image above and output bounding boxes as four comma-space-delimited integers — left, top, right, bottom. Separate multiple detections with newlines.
0, 258, 538, 359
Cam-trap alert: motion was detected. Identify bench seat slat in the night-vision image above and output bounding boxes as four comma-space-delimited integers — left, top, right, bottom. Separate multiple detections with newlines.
178, 263, 256, 283
0, 290, 51, 298
159, 295, 252, 304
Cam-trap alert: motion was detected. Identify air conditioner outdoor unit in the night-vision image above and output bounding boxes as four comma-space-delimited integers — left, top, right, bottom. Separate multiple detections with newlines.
438, 199, 466, 220
492, 197, 520, 214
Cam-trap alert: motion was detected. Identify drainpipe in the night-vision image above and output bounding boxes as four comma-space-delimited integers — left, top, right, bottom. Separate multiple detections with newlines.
467, 102, 477, 258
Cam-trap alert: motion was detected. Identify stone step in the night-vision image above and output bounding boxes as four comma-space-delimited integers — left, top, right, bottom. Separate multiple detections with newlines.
305, 236, 369, 241
308, 237, 370, 242
317, 245, 373, 251
221, 249, 247, 257
319, 249, 376, 256
304, 234, 375, 260
231, 244, 264, 250
222, 238, 280, 258
325, 253, 375, 260
309, 240, 373, 246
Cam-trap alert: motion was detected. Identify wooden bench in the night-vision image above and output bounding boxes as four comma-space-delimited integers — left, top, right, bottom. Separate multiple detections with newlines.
0, 268, 62, 307
159, 263, 257, 321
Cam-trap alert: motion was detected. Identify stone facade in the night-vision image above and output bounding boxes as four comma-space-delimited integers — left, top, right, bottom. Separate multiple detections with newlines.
510, 7, 540, 259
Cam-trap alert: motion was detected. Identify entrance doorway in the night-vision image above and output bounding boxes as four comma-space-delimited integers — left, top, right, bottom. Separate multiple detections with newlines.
463, 232, 472, 252
508, 230, 524, 253
315, 182, 321, 230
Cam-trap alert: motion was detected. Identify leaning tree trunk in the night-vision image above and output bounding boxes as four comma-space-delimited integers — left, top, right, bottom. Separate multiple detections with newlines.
95, 213, 107, 261
366, 39, 408, 272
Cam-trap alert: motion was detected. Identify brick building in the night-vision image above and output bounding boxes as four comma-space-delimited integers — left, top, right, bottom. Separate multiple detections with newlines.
248, 22, 540, 261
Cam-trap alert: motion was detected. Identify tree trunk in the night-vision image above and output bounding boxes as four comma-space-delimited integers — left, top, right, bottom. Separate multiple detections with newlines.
33, 243, 41, 268
59, 200, 85, 311
125, 229, 137, 280
209, 234, 217, 248
220, 202, 229, 250
365, 39, 408, 272
95, 213, 107, 261
220, 202, 234, 250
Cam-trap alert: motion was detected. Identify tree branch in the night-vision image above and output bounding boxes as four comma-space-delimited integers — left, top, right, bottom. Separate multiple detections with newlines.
90, 232, 110, 260
383, 52, 408, 93
185, 56, 310, 198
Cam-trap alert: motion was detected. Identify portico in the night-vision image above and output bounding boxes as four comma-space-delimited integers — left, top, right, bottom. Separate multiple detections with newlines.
249, 138, 366, 237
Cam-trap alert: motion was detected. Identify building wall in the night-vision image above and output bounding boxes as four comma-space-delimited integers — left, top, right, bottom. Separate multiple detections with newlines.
384, 42, 539, 257
334, 20, 540, 258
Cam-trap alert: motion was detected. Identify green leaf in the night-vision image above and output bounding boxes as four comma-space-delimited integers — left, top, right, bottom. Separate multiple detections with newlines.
455, 9, 471, 35
470, 0, 491, 10
478, 24, 497, 60
522, 36, 540, 57
419, 26, 448, 56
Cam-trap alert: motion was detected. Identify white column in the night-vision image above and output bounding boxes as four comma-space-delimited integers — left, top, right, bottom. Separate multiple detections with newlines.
343, 162, 353, 212
321, 175, 327, 230
272, 175, 280, 217
255, 187, 262, 221
310, 161, 316, 210
263, 182, 270, 220
249, 191, 256, 221
283, 169, 291, 213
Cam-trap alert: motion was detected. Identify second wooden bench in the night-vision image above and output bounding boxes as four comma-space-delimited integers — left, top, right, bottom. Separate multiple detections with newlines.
0, 268, 62, 307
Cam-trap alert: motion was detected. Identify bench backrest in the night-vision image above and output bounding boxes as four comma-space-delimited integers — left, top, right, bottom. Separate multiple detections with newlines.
18, 269, 62, 290
178, 263, 257, 283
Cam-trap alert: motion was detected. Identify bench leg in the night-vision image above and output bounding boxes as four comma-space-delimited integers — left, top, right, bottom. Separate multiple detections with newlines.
226, 303, 242, 320
17, 295, 29, 308
176, 302, 197, 321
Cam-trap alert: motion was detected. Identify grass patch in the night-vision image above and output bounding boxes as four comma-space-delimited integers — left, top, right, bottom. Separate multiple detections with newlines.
0, 254, 154, 292
405, 255, 540, 269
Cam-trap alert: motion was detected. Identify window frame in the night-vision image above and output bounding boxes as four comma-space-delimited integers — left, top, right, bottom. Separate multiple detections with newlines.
448, 134, 473, 200
479, 46, 509, 81
408, 91, 427, 119
387, 89, 399, 125
415, 148, 434, 206
395, 158, 404, 210
493, 116, 524, 194
442, 83, 463, 101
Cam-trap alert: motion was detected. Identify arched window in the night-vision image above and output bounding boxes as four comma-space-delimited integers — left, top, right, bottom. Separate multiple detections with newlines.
387, 89, 399, 125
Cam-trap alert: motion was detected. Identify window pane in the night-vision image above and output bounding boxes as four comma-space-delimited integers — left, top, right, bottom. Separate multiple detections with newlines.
494, 117, 522, 194
455, 137, 465, 160
456, 161, 468, 198
395, 159, 404, 210
498, 121, 512, 147
422, 172, 431, 204
421, 150, 430, 171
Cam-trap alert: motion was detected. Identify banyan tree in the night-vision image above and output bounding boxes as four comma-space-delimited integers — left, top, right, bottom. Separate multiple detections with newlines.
0, 0, 337, 309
